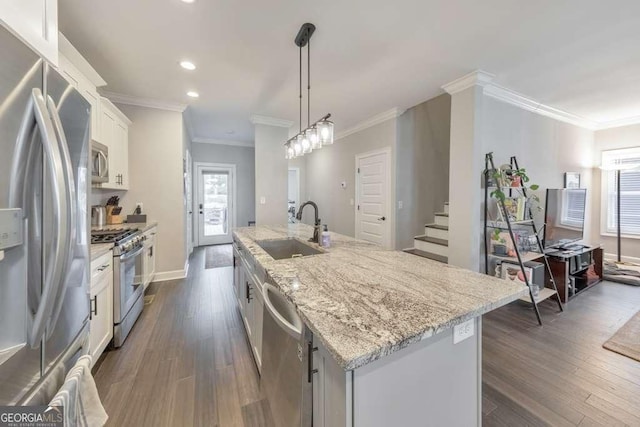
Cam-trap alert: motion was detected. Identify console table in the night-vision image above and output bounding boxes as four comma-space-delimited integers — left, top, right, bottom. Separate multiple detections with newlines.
543, 245, 603, 303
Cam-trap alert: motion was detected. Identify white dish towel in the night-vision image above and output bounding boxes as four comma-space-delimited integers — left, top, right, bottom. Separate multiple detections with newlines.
49, 355, 108, 427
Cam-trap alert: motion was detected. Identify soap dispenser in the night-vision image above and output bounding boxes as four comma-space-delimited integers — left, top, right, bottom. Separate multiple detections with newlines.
321, 224, 331, 248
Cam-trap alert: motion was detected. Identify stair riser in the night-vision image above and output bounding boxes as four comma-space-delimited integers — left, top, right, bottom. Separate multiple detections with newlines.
434, 216, 449, 227
414, 239, 449, 257
444, 204, 449, 214
425, 227, 448, 240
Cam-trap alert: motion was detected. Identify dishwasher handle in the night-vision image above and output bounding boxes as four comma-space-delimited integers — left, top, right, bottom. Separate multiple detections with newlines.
263, 283, 303, 341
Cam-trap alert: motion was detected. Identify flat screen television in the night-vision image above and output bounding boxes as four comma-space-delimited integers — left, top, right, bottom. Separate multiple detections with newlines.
543, 189, 587, 249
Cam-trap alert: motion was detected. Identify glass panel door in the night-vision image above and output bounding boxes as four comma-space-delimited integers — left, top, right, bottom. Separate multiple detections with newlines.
197, 165, 234, 246
204, 172, 229, 237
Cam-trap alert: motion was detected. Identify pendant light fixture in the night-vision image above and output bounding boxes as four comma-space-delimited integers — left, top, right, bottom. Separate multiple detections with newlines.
284, 23, 334, 158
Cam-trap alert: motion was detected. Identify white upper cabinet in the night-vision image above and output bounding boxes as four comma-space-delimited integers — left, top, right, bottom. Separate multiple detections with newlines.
57, 34, 106, 142
99, 98, 131, 190
0, 0, 58, 65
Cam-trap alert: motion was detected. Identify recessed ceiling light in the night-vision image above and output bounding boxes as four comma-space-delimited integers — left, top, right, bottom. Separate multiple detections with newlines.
179, 60, 196, 71
225, 130, 235, 135
181, 0, 195, 3
187, 91, 199, 98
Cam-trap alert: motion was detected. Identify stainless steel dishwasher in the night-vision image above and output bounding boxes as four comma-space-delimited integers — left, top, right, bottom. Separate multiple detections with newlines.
261, 283, 313, 427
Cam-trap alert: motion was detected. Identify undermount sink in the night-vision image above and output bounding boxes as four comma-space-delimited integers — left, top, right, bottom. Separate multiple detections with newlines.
256, 238, 325, 260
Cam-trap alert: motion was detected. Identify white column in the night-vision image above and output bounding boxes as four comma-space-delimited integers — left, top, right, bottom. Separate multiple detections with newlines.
443, 71, 494, 270
251, 115, 293, 225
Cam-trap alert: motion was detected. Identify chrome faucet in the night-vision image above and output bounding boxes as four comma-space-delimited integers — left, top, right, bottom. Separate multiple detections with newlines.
296, 201, 321, 243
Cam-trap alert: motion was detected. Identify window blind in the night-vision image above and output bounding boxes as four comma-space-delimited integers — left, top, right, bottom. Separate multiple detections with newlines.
602, 148, 640, 235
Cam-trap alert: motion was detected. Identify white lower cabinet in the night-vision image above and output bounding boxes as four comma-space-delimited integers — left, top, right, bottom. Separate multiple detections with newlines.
233, 242, 264, 373
89, 251, 114, 368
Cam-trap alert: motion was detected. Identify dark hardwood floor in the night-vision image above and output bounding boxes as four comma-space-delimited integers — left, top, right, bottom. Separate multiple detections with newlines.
94, 247, 274, 427
483, 281, 640, 427
94, 247, 640, 426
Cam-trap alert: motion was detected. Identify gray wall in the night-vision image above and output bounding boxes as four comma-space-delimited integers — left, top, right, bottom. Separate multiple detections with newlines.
592, 123, 640, 260
304, 119, 397, 244
117, 104, 187, 275
255, 124, 289, 225
191, 142, 256, 229
447, 91, 596, 271
396, 94, 451, 249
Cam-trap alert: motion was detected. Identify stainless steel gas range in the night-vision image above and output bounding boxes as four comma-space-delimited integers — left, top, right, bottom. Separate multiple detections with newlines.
91, 228, 146, 347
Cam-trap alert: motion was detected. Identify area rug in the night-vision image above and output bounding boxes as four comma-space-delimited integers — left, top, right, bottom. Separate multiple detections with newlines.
603, 260, 640, 286
205, 244, 233, 269
603, 311, 640, 362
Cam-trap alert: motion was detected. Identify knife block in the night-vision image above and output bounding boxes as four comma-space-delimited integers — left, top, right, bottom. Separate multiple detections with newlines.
106, 206, 123, 225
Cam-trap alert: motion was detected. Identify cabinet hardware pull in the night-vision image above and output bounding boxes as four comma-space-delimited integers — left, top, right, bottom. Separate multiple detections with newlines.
307, 341, 318, 383
90, 295, 98, 318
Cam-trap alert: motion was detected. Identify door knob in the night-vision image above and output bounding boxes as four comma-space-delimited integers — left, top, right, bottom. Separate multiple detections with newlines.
378, 216, 386, 221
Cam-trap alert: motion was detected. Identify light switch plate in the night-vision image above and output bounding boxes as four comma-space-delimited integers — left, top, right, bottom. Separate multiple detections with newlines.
260, 197, 266, 205
453, 319, 474, 344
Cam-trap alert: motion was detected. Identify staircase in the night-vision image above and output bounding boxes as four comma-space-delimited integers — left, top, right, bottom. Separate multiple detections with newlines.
404, 202, 449, 264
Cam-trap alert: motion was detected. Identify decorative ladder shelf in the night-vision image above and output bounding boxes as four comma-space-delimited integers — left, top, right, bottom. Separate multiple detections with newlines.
483, 153, 563, 325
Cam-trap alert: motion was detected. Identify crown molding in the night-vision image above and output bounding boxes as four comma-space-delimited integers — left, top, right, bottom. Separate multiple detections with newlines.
335, 107, 405, 141
101, 90, 187, 113
442, 70, 495, 94
250, 114, 294, 128
192, 137, 254, 148
483, 83, 599, 130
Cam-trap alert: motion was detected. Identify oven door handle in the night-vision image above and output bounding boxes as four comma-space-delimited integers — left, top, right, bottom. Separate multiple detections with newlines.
119, 245, 144, 262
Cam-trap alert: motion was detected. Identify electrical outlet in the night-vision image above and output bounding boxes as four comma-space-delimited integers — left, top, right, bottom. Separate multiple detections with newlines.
350, 198, 354, 206
398, 201, 403, 209
453, 319, 475, 344
136, 202, 143, 212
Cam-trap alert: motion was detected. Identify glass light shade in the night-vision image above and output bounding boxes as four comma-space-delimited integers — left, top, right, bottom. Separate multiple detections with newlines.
286, 143, 295, 159
307, 127, 322, 150
317, 120, 334, 145
300, 133, 311, 154
293, 137, 303, 156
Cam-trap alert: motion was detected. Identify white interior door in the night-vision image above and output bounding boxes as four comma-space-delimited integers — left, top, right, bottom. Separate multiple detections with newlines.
288, 168, 300, 222
195, 163, 236, 246
356, 149, 391, 248
185, 150, 193, 255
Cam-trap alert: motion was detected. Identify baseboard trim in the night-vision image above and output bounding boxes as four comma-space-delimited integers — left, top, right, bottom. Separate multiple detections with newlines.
603, 252, 640, 265
153, 269, 186, 282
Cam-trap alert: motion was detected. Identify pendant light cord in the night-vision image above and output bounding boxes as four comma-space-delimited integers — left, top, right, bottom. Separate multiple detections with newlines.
299, 44, 302, 133
307, 36, 311, 127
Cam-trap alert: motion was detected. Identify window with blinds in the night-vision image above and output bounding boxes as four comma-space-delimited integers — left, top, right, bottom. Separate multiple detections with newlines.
602, 148, 640, 235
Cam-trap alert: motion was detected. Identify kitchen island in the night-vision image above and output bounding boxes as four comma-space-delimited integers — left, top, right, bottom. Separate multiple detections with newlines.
233, 224, 526, 427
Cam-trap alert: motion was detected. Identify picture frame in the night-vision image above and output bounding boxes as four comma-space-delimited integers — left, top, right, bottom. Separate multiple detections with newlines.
564, 172, 580, 189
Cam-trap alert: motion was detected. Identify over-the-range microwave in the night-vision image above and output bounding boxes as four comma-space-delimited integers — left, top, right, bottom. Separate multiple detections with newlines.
91, 141, 109, 183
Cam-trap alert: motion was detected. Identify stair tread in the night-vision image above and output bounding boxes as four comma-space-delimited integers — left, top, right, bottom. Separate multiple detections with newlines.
414, 235, 449, 247
434, 212, 449, 217
404, 248, 448, 264
424, 223, 448, 230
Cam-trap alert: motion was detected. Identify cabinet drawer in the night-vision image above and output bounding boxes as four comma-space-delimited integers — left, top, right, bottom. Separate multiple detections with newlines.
91, 252, 113, 290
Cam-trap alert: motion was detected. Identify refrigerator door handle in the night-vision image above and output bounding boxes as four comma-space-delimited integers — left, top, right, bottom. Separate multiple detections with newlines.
44, 96, 77, 337
28, 88, 69, 348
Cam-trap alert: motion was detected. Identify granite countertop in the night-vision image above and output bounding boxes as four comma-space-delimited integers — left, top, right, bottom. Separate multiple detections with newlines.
233, 224, 527, 370
91, 221, 158, 233
91, 243, 113, 260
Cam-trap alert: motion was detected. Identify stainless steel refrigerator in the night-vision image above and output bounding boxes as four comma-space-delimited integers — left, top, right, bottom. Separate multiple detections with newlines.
0, 24, 91, 405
